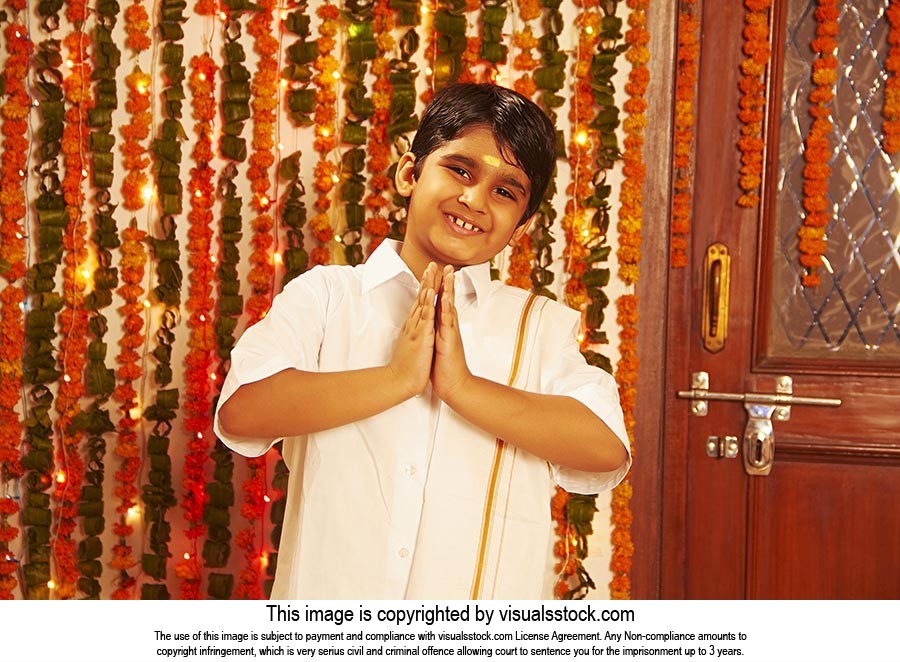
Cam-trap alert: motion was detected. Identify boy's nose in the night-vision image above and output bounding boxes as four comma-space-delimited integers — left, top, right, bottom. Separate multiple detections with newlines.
457, 184, 487, 213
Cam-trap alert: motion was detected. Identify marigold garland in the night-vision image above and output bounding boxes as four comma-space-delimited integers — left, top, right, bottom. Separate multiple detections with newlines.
0, 22, 31, 601
309, 2, 340, 267
737, 0, 772, 208
562, 3, 601, 312
610, 0, 649, 601
110, 224, 147, 599
885, 1, 900, 153
799, 0, 838, 288
671, 0, 699, 268
176, 54, 220, 600
364, 0, 396, 256
124, 1, 153, 53
234, 0, 280, 600
53, 27, 95, 600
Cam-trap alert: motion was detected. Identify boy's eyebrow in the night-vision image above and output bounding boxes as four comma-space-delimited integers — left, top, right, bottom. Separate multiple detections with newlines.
441, 152, 530, 196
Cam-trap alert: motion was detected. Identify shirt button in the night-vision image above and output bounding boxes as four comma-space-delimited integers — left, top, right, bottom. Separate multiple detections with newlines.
398, 548, 409, 559
404, 465, 416, 477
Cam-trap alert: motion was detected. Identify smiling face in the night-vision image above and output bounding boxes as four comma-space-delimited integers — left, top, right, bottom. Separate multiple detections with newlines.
395, 126, 534, 277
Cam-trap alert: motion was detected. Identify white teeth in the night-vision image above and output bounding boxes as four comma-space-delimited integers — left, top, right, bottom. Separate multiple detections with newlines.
449, 215, 480, 232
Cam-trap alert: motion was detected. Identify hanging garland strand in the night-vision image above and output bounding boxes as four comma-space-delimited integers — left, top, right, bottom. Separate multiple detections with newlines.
54, 14, 94, 600
181, 53, 219, 598
22, 16, 67, 601
0, 19, 31, 601
362, 0, 395, 255
233, 0, 280, 601
149, 0, 189, 598
505, 0, 542, 291
431, 0, 467, 90
112, 56, 152, 598
386, 23, 423, 242
528, 0, 567, 299
307, 2, 340, 268
670, 0, 699, 268
205, 0, 256, 601
610, 0, 649, 601
736, 0, 772, 208
885, 0, 900, 152
280, 0, 314, 283
562, 0, 600, 314
340, 0, 377, 266
799, 0, 838, 288
580, 0, 625, 371
78, 0, 124, 599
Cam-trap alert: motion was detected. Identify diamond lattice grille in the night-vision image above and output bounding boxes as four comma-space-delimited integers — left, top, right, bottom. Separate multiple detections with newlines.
773, 0, 900, 360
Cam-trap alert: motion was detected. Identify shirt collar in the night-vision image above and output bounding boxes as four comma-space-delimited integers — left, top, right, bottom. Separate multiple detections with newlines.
361, 240, 493, 304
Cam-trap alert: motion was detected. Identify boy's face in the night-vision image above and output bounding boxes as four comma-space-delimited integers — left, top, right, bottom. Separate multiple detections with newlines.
395, 126, 533, 277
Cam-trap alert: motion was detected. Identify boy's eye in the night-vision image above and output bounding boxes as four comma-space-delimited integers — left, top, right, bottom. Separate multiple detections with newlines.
447, 165, 469, 178
495, 187, 515, 200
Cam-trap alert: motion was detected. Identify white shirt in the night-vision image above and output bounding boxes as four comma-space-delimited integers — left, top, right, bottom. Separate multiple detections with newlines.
214, 240, 630, 599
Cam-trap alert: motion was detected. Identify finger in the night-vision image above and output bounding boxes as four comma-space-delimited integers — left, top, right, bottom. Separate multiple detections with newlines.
442, 270, 457, 327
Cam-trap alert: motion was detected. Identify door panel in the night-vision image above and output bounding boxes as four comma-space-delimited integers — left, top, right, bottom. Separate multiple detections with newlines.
663, 0, 900, 599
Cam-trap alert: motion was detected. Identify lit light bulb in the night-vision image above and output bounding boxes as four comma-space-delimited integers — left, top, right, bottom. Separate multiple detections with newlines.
136, 82, 148, 95
197, 432, 203, 440
280, 10, 288, 20
80, 267, 92, 280
65, 59, 74, 69
585, 25, 594, 35
210, 255, 217, 264
209, 372, 217, 381
263, 495, 271, 503
81, 169, 88, 178
334, 234, 343, 243
575, 131, 589, 147
421, 4, 430, 14
425, 67, 434, 77
47, 580, 57, 590
320, 128, 331, 138
126, 505, 141, 524
143, 299, 151, 308
259, 195, 270, 208
199, 314, 206, 322
218, 10, 227, 20
56, 471, 66, 484
183, 552, 191, 560
63, 374, 71, 383
280, 78, 289, 89
194, 189, 203, 198
260, 554, 269, 569
277, 142, 284, 151
15, 232, 23, 240
198, 73, 206, 82
577, 332, 586, 344
331, 70, 341, 81
141, 184, 155, 203
273, 252, 283, 265
129, 405, 142, 420
331, 174, 340, 184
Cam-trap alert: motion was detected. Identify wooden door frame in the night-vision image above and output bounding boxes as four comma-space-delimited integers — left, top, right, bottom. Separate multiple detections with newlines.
628, 0, 678, 600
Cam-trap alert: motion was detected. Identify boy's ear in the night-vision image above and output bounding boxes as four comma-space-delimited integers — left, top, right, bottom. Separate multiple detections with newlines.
508, 215, 535, 246
394, 152, 417, 198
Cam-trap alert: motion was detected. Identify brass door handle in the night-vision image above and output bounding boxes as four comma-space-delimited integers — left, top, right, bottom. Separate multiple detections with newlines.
702, 243, 731, 353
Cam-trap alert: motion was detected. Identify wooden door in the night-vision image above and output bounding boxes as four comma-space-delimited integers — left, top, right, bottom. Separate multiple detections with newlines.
659, 0, 900, 599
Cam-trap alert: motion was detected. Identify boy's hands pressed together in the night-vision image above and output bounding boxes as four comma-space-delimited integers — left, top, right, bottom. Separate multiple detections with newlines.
388, 262, 442, 398
432, 265, 473, 405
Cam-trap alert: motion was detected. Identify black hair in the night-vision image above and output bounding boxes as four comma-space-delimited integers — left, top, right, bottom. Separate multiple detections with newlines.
409, 83, 557, 223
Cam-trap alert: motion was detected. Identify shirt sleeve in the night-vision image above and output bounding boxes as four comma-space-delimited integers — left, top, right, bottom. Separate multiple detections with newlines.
212, 266, 331, 457
535, 301, 632, 495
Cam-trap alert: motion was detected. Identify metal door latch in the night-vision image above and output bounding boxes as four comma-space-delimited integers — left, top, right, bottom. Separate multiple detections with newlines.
678, 373, 841, 475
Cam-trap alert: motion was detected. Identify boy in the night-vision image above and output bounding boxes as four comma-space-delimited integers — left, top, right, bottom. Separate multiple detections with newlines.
215, 83, 630, 599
